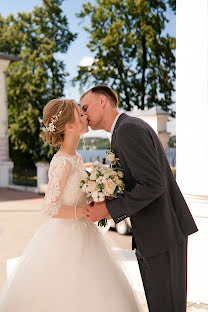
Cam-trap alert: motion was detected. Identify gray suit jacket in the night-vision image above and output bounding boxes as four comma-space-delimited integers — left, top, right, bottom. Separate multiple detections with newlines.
106, 113, 198, 257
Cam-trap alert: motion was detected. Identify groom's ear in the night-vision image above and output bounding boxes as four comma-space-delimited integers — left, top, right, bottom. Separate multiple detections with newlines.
100, 94, 107, 109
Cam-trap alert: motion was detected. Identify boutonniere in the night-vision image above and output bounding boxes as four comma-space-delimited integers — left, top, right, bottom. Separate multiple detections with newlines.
106, 146, 121, 167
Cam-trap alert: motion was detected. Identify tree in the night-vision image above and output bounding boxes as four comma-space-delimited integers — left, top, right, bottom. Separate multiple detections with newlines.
168, 135, 176, 148
167, 0, 176, 13
0, 0, 76, 167
74, 0, 176, 116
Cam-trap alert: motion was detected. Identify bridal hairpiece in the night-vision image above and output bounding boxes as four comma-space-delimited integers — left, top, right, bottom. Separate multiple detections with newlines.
45, 111, 63, 132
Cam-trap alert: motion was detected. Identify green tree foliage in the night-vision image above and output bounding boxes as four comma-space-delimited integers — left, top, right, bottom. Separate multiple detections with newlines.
0, 0, 76, 166
168, 135, 176, 148
74, 0, 176, 115
167, 0, 176, 12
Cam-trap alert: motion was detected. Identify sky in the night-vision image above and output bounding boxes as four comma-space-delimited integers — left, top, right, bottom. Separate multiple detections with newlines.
1, 0, 176, 137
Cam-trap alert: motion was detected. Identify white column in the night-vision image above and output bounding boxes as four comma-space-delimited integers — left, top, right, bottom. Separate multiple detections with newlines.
158, 132, 170, 154
35, 162, 49, 193
0, 59, 13, 186
0, 59, 10, 161
177, 0, 208, 304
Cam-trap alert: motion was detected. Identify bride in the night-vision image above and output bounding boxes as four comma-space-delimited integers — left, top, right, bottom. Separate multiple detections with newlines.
0, 99, 142, 311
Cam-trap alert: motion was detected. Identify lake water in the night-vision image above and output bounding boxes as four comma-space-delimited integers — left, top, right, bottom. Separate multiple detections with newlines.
77, 149, 108, 163
168, 149, 176, 167
78, 149, 176, 166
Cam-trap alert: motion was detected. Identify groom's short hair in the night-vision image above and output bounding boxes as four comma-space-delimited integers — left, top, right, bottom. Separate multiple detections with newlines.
80, 85, 118, 107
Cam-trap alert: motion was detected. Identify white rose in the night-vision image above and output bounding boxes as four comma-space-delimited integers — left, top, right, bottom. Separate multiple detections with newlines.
104, 178, 116, 196
88, 181, 97, 192
90, 169, 98, 180
117, 170, 124, 178
107, 152, 115, 162
96, 176, 106, 184
91, 191, 99, 201
109, 170, 117, 176
106, 167, 111, 172
104, 172, 111, 179
113, 176, 120, 184
91, 191, 105, 202
98, 193, 105, 202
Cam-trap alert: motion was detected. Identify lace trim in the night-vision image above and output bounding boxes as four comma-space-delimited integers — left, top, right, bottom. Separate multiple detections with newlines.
41, 157, 70, 216
41, 201, 59, 217
54, 152, 86, 175
41, 152, 87, 217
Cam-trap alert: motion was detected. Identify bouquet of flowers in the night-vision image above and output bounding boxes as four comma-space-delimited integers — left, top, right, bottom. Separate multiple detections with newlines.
80, 152, 125, 227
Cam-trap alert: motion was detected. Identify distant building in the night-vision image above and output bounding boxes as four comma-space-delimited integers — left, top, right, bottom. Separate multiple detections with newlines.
126, 106, 171, 154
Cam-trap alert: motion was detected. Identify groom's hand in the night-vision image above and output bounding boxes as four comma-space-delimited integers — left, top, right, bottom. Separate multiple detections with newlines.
84, 201, 111, 222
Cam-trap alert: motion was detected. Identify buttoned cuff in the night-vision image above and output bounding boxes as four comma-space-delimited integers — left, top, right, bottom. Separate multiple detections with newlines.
106, 198, 128, 224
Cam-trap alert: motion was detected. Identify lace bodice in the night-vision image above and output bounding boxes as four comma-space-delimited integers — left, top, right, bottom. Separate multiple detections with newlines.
42, 152, 88, 217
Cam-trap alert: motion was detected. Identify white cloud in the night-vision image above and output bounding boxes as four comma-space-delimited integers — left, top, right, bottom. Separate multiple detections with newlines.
79, 56, 94, 67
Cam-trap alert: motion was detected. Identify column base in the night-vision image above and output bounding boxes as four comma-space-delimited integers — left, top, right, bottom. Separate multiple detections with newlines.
35, 162, 49, 193
184, 194, 208, 304
184, 193, 208, 218
0, 160, 13, 187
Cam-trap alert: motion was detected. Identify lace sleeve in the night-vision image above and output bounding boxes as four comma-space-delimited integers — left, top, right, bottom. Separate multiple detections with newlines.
41, 156, 72, 217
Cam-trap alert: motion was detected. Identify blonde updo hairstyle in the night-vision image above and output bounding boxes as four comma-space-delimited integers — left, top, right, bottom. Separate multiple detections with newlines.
43, 99, 80, 146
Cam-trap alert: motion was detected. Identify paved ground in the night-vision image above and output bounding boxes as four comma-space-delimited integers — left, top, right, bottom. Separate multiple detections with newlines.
0, 188, 207, 311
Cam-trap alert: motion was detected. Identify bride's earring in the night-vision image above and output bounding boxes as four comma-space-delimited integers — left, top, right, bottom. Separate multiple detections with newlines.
81, 135, 86, 150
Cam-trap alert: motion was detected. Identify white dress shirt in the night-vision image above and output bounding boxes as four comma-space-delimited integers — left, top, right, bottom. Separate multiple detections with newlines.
110, 112, 123, 135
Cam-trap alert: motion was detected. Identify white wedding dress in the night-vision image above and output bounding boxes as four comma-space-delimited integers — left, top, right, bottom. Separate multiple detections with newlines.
0, 153, 142, 312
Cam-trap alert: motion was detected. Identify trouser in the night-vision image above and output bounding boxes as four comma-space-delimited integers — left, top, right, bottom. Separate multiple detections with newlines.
135, 239, 188, 312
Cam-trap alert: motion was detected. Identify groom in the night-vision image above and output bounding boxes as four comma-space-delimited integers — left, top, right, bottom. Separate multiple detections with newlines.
80, 85, 198, 312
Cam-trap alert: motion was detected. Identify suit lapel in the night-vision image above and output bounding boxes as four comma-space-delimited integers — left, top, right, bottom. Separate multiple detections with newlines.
111, 113, 128, 149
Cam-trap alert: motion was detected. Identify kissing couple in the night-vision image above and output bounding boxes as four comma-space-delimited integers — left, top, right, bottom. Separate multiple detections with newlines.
0, 85, 198, 312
